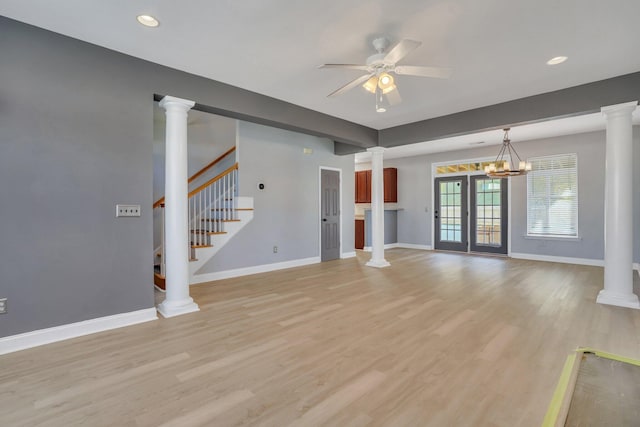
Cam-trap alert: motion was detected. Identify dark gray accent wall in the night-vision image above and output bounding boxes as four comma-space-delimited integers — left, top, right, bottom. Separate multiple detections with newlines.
0, 19, 155, 336
0, 17, 369, 337
379, 72, 640, 148
198, 122, 355, 273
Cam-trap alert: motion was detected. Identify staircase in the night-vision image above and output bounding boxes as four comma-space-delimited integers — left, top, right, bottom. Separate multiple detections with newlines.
188, 196, 253, 278
153, 149, 253, 290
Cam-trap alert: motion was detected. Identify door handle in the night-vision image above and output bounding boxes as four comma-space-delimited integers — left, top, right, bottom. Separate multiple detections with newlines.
322, 218, 327, 222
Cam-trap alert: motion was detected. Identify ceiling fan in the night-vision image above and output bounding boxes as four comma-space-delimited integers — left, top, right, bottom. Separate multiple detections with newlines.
319, 37, 451, 112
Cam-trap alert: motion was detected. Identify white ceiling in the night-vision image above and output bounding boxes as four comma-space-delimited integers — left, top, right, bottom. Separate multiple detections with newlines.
2, 0, 639, 131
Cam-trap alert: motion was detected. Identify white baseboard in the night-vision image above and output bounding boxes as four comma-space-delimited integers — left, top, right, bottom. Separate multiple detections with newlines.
396, 243, 433, 251
362, 243, 432, 252
510, 252, 604, 267
362, 243, 400, 252
341, 252, 356, 259
0, 307, 158, 355
191, 256, 321, 284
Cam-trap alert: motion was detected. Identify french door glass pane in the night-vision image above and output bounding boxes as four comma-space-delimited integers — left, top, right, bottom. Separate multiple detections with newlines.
475, 178, 502, 246
440, 180, 463, 242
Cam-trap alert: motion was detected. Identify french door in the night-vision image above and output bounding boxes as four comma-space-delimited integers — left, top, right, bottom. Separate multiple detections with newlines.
469, 176, 507, 254
435, 175, 508, 254
434, 176, 468, 252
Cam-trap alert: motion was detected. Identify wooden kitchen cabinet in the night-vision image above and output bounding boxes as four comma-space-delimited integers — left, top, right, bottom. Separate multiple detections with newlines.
355, 168, 397, 203
383, 167, 397, 203
355, 170, 371, 203
355, 219, 365, 249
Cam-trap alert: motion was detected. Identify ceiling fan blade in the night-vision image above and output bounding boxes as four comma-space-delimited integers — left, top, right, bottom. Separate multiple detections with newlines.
319, 64, 370, 71
386, 87, 402, 106
327, 73, 374, 97
394, 65, 452, 79
384, 39, 422, 64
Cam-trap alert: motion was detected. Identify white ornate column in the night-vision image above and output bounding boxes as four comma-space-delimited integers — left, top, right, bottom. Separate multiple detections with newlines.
157, 96, 200, 317
366, 147, 390, 268
597, 101, 639, 309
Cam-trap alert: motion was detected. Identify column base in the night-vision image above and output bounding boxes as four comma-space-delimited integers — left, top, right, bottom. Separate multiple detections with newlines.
157, 298, 200, 318
596, 289, 640, 309
366, 258, 391, 268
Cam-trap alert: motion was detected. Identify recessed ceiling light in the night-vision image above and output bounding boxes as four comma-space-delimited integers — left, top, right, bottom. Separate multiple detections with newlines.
547, 56, 568, 65
137, 15, 159, 28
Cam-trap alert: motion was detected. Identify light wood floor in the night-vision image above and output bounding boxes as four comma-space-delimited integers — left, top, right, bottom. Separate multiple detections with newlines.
2, 249, 640, 426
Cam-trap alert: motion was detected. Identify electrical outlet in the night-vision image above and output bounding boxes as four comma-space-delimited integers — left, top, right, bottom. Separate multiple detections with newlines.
0, 298, 7, 314
116, 204, 141, 217
273, 246, 278, 253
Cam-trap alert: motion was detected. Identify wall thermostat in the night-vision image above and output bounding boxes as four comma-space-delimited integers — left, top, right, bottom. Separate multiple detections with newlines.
258, 183, 265, 190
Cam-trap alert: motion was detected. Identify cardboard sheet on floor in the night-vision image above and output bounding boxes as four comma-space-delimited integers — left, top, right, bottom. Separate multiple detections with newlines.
543, 348, 640, 426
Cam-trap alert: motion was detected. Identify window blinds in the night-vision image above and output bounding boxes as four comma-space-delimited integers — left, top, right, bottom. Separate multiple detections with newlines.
526, 153, 578, 237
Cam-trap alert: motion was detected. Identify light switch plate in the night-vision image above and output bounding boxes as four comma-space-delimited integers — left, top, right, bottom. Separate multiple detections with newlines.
116, 204, 141, 217
0, 298, 6, 314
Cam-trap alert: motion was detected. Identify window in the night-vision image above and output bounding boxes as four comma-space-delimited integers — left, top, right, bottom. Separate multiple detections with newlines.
526, 153, 578, 237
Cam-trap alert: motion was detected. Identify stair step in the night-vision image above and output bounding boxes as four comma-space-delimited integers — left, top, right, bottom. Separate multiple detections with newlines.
191, 230, 228, 235
201, 218, 241, 222
190, 244, 213, 249
154, 272, 165, 291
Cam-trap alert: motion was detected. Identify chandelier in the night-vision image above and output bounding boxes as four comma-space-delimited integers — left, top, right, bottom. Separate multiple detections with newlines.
484, 128, 532, 178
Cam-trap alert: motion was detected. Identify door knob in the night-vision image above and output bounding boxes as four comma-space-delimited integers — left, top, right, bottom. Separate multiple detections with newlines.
322, 218, 327, 222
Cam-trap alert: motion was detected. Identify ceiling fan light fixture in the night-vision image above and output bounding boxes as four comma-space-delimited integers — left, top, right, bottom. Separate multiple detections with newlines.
362, 76, 379, 93
375, 87, 389, 113
377, 72, 395, 91
381, 84, 396, 95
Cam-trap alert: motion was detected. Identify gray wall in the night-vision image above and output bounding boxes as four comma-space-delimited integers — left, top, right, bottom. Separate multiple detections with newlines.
0, 18, 360, 338
0, 19, 155, 336
364, 210, 398, 247
384, 130, 640, 262
509, 132, 605, 259
198, 122, 355, 273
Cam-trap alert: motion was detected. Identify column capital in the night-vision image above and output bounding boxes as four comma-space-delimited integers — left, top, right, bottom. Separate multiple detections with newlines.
159, 95, 196, 111
601, 101, 637, 117
367, 146, 386, 155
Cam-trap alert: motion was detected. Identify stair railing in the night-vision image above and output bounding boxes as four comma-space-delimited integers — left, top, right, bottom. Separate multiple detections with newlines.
153, 146, 236, 209
153, 146, 236, 278
154, 163, 238, 277
188, 163, 238, 246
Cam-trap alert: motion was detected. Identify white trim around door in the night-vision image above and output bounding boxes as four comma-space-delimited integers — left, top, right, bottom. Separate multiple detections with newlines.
318, 166, 343, 260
